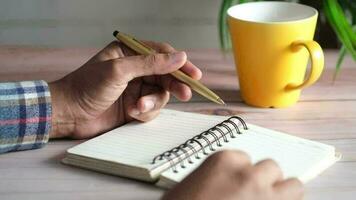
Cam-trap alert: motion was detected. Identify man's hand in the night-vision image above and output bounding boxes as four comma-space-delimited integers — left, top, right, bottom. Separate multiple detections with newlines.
163, 151, 304, 200
49, 41, 202, 139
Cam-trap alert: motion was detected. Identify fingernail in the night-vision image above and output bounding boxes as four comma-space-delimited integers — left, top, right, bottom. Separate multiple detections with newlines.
142, 100, 155, 113
131, 108, 140, 116
170, 51, 186, 64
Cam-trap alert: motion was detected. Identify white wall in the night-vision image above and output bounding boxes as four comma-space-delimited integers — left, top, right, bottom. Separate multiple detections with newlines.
0, 0, 221, 49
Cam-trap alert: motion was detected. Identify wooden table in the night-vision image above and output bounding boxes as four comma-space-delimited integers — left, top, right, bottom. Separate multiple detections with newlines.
0, 46, 355, 200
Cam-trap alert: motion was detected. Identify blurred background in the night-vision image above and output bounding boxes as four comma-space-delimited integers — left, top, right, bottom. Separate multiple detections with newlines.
0, 0, 339, 49
0, 0, 221, 49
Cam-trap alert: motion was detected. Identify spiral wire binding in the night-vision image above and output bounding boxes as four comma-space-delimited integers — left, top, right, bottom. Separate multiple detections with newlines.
151, 116, 248, 173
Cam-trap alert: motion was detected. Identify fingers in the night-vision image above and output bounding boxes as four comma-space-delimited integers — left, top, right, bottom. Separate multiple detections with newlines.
144, 41, 202, 80
169, 80, 192, 101
142, 74, 193, 101
180, 62, 203, 80
127, 89, 170, 122
274, 178, 304, 200
165, 149, 303, 200
253, 159, 283, 186
92, 40, 201, 81
141, 76, 192, 101
251, 160, 303, 200
110, 51, 187, 84
88, 41, 125, 63
92, 41, 200, 101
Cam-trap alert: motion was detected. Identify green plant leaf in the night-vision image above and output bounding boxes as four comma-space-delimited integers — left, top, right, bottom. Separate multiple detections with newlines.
219, 0, 250, 51
324, 0, 356, 60
333, 45, 347, 81
333, 25, 356, 80
339, 0, 356, 26
219, 0, 233, 50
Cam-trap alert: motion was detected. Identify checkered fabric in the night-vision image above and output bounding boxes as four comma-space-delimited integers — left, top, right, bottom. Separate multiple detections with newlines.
0, 80, 51, 154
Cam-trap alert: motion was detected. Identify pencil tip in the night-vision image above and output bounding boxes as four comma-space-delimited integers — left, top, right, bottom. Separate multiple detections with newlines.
217, 98, 226, 106
113, 30, 119, 37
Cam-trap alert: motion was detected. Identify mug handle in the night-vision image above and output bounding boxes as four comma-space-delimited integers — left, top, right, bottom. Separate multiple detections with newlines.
286, 40, 324, 90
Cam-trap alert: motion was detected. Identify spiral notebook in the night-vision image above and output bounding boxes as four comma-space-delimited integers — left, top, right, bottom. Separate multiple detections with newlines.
62, 109, 339, 189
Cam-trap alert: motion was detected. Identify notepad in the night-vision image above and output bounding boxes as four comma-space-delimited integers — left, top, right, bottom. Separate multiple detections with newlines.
62, 109, 339, 189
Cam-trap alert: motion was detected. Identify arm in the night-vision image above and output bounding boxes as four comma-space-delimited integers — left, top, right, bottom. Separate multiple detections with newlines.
0, 80, 51, 153
0, 41, 200, 153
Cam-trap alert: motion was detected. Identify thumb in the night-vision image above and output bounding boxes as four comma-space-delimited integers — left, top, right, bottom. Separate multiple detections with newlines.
113, 51, 187, 82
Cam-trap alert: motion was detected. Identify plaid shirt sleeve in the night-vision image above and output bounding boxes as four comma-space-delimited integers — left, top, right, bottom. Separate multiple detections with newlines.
0, 80, 51, 154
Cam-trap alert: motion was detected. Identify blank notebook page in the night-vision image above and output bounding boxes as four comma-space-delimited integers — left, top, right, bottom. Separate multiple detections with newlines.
66, 109, 227, 170
160, 123, 337, 184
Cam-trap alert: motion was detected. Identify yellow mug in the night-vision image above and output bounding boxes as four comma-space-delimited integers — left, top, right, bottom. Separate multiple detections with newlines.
228, 2, 324, 108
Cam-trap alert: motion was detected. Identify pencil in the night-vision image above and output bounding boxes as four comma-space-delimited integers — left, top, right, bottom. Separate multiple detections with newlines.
113, 30, 225, 105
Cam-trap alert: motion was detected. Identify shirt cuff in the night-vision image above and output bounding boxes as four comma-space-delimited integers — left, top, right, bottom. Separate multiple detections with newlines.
0, 80, 52, 154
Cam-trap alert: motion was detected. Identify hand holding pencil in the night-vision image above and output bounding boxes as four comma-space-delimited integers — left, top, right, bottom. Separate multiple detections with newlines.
49, 38, 206, 138
113, 30, 225, 105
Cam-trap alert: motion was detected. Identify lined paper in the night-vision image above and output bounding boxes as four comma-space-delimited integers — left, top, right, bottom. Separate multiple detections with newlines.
159, 123, 337, 186
67, 109, 227, 170
66, 109, 337, 186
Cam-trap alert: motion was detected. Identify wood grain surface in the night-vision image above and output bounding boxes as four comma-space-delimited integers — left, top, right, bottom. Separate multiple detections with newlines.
0, 46, 355, 200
